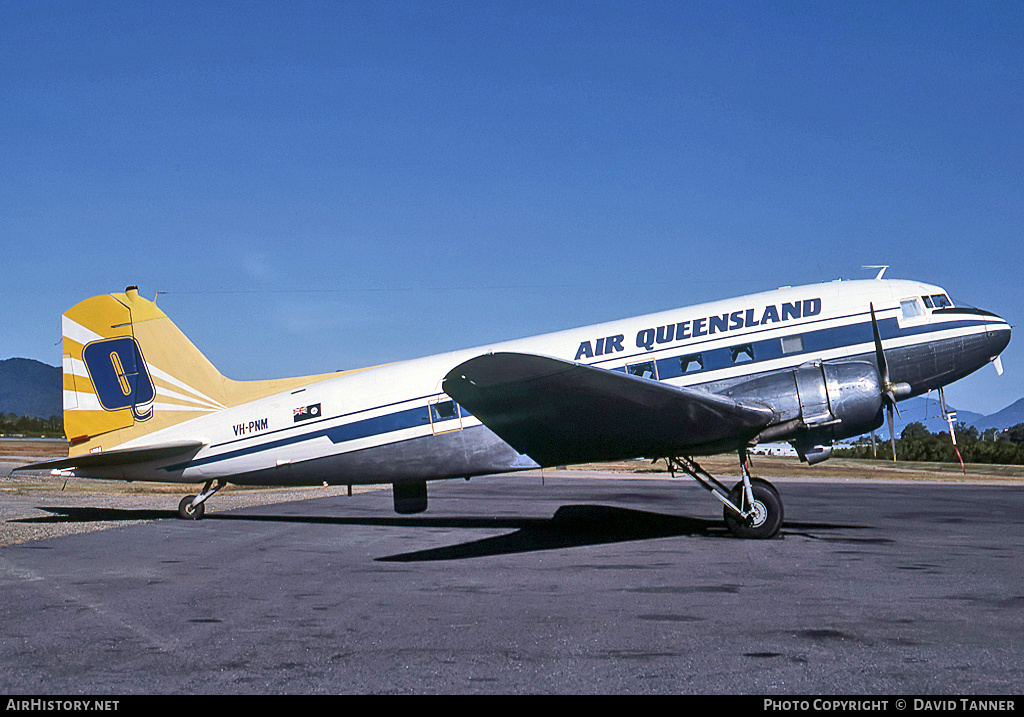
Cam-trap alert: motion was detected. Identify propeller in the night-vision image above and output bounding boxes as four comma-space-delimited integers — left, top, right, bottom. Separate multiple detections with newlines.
870, 303, 911, 462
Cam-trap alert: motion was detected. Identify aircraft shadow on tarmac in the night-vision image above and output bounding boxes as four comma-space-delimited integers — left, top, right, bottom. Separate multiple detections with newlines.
15, 504, 874, 560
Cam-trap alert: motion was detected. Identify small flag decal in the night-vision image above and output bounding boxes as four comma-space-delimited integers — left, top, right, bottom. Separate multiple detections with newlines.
293, 403, 321, 422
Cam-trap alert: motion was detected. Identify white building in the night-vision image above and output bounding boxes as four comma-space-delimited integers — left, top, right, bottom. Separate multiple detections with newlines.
750, 442, 798, 457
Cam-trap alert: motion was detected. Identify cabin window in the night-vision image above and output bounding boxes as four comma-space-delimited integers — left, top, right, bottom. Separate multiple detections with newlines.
781, 335, 804, 354
430, 400, 458, 422
626, 361, 657, 380
679, 353, 703, 373
730, 344, 754, 363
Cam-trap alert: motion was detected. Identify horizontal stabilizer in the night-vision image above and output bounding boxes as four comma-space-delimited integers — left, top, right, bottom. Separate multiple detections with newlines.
14, 441, 205, 472
442, 352, 774, 466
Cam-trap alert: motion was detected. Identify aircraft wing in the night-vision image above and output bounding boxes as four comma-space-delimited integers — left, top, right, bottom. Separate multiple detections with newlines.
13, 441, 205, 472
442, 352, 775, 467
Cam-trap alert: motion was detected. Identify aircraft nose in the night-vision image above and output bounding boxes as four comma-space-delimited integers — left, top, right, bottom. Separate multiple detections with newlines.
985, 312, 1012, 358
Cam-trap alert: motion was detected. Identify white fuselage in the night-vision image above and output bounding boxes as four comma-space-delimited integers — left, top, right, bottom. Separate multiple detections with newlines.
111, 278, 1009, 485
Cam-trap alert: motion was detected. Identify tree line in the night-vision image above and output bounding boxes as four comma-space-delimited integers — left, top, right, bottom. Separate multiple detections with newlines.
0, 413, 64, 438
836, 422, 1024, 465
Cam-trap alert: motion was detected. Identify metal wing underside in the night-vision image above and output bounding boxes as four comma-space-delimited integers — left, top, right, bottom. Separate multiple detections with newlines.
442, 352, 775, 467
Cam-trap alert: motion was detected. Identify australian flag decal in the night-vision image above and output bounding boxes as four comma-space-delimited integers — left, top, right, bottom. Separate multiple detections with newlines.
293, 403, 321, 422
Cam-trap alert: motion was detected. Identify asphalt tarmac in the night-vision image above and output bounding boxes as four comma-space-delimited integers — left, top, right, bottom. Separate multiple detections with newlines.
1, 471, 1022, 695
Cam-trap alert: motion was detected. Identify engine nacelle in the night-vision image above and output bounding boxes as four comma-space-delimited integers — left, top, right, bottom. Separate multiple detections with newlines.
814, 361, 886, 441
722, 360, 885, 456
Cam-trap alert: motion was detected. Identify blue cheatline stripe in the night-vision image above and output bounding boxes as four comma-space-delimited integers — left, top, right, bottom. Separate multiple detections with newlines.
627, 315, 986, 380
162, 404, 466, 472
163, 313, 987, 473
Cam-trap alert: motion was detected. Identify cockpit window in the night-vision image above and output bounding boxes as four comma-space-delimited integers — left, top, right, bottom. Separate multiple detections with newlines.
921, 294, 953, 310
900, 298, 925, 320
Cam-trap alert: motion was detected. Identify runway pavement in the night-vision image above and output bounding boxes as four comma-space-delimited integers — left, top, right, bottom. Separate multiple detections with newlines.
1, 470, 1022, 695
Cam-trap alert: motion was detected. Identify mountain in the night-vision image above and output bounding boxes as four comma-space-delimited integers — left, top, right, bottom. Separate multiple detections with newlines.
854, 394, 1024, 441
888, 396, 987, 437
971, 398, 1024, 431
0, 358, 62, 419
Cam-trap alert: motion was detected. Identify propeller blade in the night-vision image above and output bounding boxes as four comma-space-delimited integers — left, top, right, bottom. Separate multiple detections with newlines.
870, 302, 890, 386
888, 403, 897, 463
873, 302, 897, 462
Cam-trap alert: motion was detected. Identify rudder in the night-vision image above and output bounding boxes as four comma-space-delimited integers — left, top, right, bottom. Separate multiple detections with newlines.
62, 287, 231, 454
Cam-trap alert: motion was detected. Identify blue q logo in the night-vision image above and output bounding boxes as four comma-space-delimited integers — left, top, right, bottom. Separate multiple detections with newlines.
82, 337, 155, 422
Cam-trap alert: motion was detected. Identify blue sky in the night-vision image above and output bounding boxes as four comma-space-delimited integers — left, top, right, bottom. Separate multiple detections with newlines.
2, 1, 1021, 415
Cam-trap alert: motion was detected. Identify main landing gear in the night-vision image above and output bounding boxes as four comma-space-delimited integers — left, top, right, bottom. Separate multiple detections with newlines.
177, 479, 226, 520
666, 448, 784, 539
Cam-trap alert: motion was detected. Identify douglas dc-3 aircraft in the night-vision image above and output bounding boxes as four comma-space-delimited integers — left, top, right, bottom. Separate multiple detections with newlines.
17, 274, 1011, 538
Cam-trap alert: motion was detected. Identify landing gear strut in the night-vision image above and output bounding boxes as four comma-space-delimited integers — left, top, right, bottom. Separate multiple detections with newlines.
178, 479, 226, 520
667, 449, 784, 539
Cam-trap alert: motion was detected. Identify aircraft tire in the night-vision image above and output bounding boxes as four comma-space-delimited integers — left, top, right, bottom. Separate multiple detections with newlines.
178, 495, 205, 520
724, 478, 783, 539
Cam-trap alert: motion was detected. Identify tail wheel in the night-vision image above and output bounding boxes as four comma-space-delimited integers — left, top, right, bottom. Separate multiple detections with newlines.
178, 495, 205, 520
724, 478, 783, 539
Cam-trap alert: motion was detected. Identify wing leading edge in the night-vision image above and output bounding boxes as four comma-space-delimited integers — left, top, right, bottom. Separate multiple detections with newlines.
442, 352, 775, 467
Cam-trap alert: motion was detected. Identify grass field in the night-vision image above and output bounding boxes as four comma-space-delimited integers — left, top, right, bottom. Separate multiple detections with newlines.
569, 453, 1024, 483
0, 438, 68, 458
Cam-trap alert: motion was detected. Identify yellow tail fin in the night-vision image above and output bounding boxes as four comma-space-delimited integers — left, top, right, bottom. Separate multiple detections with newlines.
61, 287, 338, 455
